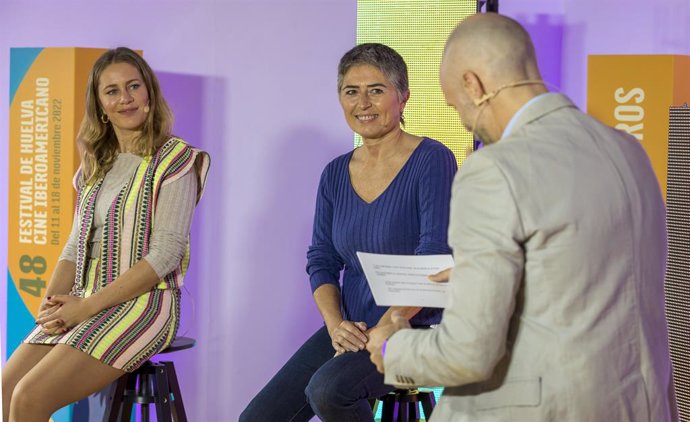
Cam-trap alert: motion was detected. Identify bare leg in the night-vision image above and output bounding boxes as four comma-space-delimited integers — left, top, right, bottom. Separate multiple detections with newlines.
9, 344, 125, 422
2, 344, 54, 422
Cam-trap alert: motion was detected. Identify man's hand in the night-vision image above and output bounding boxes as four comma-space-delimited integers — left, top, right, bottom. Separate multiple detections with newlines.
428, 267, 451, 283
367, 311, 411, 373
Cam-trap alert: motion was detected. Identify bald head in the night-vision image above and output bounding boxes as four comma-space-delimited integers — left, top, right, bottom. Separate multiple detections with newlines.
443, 13, 541, 85
440, 14, 547, 144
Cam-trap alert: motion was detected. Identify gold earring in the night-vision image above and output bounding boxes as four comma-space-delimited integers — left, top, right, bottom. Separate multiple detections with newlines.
143, 104, 150, 113
100, 113, 109, 124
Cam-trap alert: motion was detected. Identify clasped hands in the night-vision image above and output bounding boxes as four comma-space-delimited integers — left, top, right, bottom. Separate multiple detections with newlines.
366, 267, 451, 374
35, 295, 93, 336
329, 320, 370, 356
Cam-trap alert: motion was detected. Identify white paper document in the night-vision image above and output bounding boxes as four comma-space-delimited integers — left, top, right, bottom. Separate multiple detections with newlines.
357, 252, 454, 308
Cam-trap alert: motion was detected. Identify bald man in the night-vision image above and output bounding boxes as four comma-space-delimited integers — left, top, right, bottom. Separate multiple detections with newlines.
366, 13, 677, 422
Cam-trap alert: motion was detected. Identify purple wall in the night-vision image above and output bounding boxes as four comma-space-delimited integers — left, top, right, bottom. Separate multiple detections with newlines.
1, 0, 689, 419
501, 0, 565, 92
561, 0, 690, 110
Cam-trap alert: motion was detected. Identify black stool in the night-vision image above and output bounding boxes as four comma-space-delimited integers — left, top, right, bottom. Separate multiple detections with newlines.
379, 389, 436, 422
104, 336, 195, 422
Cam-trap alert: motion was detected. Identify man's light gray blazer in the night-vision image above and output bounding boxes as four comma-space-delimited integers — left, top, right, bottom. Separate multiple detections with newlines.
384, 94, 676, 421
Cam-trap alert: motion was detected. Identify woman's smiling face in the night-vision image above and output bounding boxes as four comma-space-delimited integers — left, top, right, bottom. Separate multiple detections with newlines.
98, 62, 150, 141
339, 64, 406, 142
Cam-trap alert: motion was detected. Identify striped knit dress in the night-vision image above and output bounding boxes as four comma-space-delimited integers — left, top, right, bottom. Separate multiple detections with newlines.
24, 137, 210, 372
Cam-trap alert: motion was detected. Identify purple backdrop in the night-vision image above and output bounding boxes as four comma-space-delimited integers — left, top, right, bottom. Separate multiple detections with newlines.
1, 0, 689, 420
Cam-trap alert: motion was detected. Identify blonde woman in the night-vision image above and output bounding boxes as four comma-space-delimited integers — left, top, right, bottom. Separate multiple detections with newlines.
2, 47, 210, 422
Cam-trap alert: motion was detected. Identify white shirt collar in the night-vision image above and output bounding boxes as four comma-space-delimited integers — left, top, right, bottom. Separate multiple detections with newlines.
501, 93, 551, 139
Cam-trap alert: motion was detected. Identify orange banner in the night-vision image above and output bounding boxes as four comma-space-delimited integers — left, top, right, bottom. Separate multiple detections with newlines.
587, 55, 690, 199
9, 48, 104, 318
8, 47, 107, 422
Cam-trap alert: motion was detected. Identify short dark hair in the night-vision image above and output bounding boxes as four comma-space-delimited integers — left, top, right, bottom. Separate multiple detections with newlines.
337, 43, 409, 101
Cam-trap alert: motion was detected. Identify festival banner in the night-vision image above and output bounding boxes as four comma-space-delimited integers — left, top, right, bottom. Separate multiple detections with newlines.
587, 55, 690, 199
7, 47, 107, 422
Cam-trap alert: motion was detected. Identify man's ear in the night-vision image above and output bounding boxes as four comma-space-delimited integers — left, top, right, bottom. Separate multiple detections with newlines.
463, 71, 488, 106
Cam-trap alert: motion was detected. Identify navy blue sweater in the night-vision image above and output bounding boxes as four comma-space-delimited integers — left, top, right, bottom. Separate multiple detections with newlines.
306, 138, 457, 327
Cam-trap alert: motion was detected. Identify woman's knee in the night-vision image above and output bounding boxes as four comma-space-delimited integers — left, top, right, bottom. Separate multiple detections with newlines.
10, 378, 53, 419
305, 369, 347, 411
2, 354, 30, 401
238, 407, 252, 422
2, 370, 15, 402
238, 401, 265, 422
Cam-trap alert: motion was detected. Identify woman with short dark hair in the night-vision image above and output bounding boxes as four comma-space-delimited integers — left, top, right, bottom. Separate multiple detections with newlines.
241, 43, 456, 422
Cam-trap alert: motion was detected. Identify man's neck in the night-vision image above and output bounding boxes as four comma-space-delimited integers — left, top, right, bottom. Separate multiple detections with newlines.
495, 85, 549, 136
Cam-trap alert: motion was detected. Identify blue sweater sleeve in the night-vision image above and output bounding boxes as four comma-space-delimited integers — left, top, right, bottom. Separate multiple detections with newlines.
415, 147, 458, 255
306, 163, 345, 292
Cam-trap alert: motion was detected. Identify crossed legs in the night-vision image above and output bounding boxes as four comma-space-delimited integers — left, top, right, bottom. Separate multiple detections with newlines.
2, 343, 125, 422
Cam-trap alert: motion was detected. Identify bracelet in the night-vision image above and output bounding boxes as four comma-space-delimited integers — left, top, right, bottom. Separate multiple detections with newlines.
381, 339, 388, 358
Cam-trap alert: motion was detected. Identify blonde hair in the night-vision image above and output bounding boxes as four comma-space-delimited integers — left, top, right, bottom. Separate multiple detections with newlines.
78, 47, 173, 183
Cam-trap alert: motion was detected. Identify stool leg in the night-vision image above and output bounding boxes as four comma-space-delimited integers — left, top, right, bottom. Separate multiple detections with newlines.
407, 396, 421, 422
409, 399, 420, 421
398, 400, 410, 422
163, 361, 188, 422
381, 395, 395, 422
140, 370, 154, 422
369, 398, 379, 416
420, 391, 436, 420
104, 375, 128, 422
120, 372, 138, 422
153, 363, 173, 422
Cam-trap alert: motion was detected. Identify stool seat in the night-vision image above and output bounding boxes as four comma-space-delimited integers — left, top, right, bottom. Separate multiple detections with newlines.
378, 389, 436, 422
160, 336, 195, 353
105, 337, 194, 422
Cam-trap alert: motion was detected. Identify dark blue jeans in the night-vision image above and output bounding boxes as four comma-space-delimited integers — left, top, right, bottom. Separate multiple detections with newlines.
239, 325, 395, 422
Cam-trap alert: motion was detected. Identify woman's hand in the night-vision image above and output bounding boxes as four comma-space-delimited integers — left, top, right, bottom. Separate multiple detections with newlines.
36, 297, 67, 335
38, 296, 54, 313
329, 320, 368, 355
35, 295, 94, 332
39, 318, 68, 335
37, 296, 60, 320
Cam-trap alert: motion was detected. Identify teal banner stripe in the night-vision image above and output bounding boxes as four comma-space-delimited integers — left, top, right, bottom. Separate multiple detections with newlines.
6, 270, 36, 358
10, 48, 43, 105
52, 404, 72, 422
